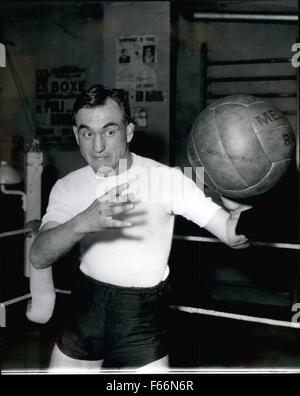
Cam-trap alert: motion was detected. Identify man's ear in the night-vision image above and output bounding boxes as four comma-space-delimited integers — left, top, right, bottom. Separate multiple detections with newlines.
73, 126, 79, 145
126, 122, 135, 143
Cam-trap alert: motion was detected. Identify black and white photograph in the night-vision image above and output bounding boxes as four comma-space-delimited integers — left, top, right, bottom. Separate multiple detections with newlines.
142, 45, 156, 65
0, 0, 300, 381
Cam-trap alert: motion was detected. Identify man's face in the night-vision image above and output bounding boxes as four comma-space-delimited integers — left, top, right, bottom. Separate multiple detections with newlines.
73, 99, 134, 175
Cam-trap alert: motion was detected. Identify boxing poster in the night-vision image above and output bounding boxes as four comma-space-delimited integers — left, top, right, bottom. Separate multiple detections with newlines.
116, 34, 158, 90
35, 66, 87, 149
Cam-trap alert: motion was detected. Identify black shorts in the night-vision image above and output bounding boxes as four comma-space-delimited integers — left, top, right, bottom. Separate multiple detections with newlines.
56, 271, 170, 368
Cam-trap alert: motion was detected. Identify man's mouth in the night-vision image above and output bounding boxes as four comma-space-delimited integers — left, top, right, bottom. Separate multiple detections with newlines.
93, 155, 107, 160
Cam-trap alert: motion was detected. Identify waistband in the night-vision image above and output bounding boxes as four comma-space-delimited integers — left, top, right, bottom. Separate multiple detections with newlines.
78, 270, 169, 296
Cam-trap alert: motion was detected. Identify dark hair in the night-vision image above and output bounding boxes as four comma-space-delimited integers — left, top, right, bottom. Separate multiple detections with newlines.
73, 84, 131, 124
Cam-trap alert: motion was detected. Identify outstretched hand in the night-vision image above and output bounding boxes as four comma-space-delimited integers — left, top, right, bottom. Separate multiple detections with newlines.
220, 196, 252, 249
77, 183, 140, 234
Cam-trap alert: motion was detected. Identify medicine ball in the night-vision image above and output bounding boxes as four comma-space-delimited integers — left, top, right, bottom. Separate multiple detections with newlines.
187, 94, 295, 198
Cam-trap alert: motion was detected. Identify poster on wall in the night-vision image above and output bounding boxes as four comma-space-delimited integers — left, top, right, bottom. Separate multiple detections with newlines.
116, 34, 157, 91
116, 34, 164, 131
35, 66, 87, 149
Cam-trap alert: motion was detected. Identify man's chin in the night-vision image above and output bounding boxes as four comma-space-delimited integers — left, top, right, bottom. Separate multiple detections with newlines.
96, 166, 117, 177
87, 158, 113, 175
93, 161, 118, 177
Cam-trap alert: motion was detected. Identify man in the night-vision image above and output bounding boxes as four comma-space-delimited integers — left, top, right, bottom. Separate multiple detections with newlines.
119, 48, 131, 64
143, 45, 155, 64
30, 84, 249, 371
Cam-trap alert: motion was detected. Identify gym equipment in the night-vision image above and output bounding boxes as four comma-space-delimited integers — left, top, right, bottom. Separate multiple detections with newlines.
187, 94, 295, 198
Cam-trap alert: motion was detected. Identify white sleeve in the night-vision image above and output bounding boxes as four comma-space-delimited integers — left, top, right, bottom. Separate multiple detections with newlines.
167, 168, 221, 227
40, 179, 76, 228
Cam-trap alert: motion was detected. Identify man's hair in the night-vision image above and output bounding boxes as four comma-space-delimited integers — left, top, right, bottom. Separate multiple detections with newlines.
73, 84, 131, 124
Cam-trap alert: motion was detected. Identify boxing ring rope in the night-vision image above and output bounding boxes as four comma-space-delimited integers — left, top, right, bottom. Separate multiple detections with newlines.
173, 234, 300, 250
170, 305, 300, 329
0, 228, 32, 239
193, 12, 298, 23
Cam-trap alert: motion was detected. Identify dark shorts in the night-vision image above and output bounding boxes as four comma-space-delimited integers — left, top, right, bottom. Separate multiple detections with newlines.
56, 271, 170, 368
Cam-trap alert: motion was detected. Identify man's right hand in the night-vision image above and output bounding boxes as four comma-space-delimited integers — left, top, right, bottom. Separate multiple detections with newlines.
75, 183, 139, 234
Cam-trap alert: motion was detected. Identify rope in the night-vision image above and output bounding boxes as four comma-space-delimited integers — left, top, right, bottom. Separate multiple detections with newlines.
0, 228, 32, 238
173, 234, 300, 250
171, 305, 300, 329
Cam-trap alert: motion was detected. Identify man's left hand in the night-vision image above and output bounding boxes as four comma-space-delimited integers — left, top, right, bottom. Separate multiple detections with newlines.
221, 196, 252, 249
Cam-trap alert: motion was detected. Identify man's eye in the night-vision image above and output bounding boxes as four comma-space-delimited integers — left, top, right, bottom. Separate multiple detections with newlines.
105, 130, 116, 137
82, 131, 93, 138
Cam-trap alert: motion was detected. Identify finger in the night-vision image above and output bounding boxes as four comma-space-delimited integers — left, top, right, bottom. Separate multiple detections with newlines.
127, 192, 140, 203
104, 219, 133, 228
235, 234, 248, 243
108, 183, 129, 198
231, 235, 250, 249
109, 193, 140, 205
109, 203, 135, 216
220, 196, 239, 210
231, 239, 250, 249
237, 204, 253, 212
98, 183, 129, 203
227, 212, 245, 238
221, 196, 253, 212
127, 175, 140, 185
110, 175, 139, 199
229, 210, 242, 223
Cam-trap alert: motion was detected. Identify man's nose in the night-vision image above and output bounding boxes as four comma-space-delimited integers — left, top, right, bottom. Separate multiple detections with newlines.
93, 134, 105, 152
